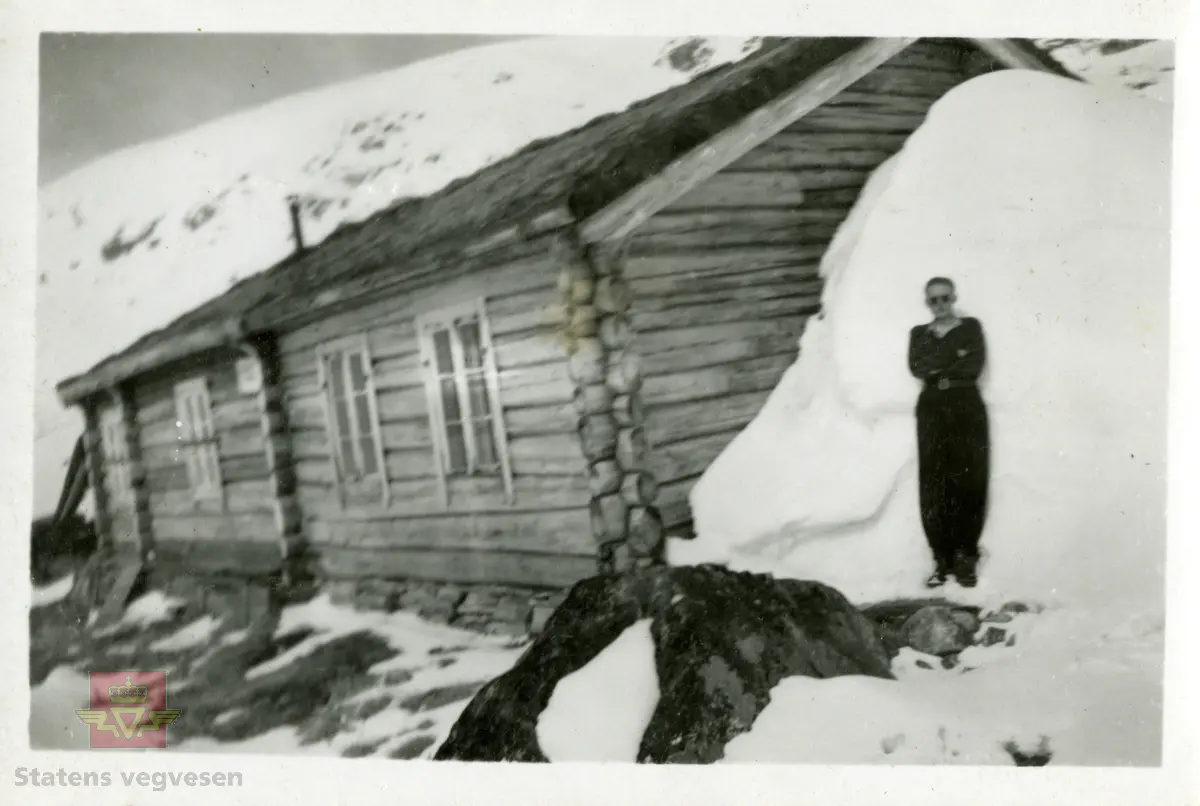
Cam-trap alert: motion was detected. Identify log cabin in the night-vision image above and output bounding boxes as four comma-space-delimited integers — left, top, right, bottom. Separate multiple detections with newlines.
55, 37, 1076, 633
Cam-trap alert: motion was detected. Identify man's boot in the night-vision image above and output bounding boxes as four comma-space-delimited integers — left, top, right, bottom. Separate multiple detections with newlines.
925, 559, 951, 588
954, 550, 979, 588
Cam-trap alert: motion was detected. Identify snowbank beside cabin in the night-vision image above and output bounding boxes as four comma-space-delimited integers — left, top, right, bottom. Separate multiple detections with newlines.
678, 69, 1170, 618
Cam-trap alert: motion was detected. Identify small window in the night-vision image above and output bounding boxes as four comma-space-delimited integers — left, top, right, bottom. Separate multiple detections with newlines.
316, 337, 385, 486
98, 407, 133, 504
418, 300, 513, 502
173, 378, 223, 499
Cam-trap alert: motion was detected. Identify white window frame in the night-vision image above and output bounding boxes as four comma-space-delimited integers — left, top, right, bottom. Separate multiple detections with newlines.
315, 334, 389, 507
417, 298, 514, 507
98, 406, 133, 505
173, 377, 223, 500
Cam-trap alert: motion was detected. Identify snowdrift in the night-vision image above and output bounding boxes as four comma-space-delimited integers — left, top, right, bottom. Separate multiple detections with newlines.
677, 69, 1170, 614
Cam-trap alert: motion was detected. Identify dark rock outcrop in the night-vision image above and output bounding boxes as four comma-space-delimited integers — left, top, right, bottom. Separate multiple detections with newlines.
435, 564, 893, 764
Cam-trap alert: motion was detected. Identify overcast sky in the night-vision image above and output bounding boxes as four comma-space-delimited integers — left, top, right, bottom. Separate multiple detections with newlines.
39, 33, 525, 184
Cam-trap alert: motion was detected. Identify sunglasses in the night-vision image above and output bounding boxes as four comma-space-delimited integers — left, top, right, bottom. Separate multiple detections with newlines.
926, 294, 953, 305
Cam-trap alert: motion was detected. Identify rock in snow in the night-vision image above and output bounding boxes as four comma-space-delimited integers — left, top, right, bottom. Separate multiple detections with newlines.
900, 606, 980, 657
434, 565, 893, 763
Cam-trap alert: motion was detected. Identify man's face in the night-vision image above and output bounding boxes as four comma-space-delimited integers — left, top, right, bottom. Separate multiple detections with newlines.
925, 282, 956, 319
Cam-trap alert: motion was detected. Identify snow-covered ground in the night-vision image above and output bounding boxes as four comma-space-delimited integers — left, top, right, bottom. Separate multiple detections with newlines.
33, 35, 762, 519
30, 591, 526, 759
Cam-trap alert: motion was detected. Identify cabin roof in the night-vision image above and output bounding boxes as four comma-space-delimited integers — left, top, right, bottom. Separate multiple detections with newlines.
57, 37, 1073, 405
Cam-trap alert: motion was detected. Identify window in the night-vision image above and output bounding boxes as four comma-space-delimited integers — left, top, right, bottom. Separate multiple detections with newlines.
418, 300, 513, 502
98, 407, 133, 504
173, 378, 223, 499
316, 336, 386, 489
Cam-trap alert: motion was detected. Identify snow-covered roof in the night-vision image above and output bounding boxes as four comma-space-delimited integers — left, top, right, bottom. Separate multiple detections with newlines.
56, 37, 1072, 405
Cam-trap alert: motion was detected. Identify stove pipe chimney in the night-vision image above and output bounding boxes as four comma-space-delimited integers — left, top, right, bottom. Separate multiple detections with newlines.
287, 195, 305, 253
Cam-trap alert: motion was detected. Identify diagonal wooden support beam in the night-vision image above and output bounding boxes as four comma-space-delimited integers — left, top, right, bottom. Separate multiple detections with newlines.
580, 37, 918, 245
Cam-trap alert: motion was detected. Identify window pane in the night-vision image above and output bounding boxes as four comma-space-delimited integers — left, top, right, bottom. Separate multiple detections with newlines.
432, 329, 454, 375
339, 436, 360, 478
328, 354, 346, 400
474, 418, 498, 469
466, 374, 491, 419
457, 320, 483, 369
445, 423, 468, 473
359, 436, 378, 475
185, 397, 200, 441
353, 393, 373, 440
439, 377, 461, 423
349, 351, 369, 394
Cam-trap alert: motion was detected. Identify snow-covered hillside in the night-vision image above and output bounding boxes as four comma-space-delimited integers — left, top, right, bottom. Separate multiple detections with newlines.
34, 35, 763, 517
1036, 38, 1175, 103
33, 37, 1172, 519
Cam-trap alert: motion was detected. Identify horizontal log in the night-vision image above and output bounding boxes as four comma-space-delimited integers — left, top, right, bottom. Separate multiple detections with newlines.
606, 351, 643, 396
594, 276, 632, 315
623, 244, 826, 282
557, 254, 594, 295
310, 506, 593, 555
144, 463, 189, 494
637, 208, 847, 237
598, 315, 631, 351
217, 426, 267, 459
221, 453, 270, 484
278, 255, 557, 355
502, 401, 578, 437
589, 459, 622, 497
612, 394, 644, 428
824, 90, 940, 114
627, 507, 665, 557
569, 305, 599, 339
630, 219, 843, 254
109, 511, 137, 545
654, 475, 701, 532
590, 495, 629, 545
730, 139, 898, 172
317, 545, 596, 589
149, 480, 275, 515
567, 338, 606, 385
616, 427, 647, 473
621, 471, 658, 507
642, 352, 795, 407
300, 471, 591, 517
152, 538, 283, 576
636, 317, 807, 354
632, 294, 820, 333
572, 383, 615, 418
498, 361, 575, 407
508, 433, 589, 476
150, 512, 277, 543
645, 388, 772, 447
580, 414, 618, 462
667, 170, 810, 211
633, 277, 823, 310
492, 330, 569, 371
648, 431, 740, 486
787, 107, 931, 134
845, 65, 967, 98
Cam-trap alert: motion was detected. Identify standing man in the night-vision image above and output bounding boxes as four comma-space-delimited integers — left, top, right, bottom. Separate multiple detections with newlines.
907, 277, 991, 588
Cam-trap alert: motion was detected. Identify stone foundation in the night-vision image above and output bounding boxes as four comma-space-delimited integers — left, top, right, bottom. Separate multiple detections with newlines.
323, 577, 567, 637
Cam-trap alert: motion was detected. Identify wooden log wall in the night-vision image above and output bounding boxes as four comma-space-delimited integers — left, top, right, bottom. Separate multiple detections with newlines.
81, 398, 115, 551
239, 338, 307, 581
115, 384, 154, 560
276, 242, 598, 590
551, 234, 664, 574
626, 40, 975, 535
131, 349, 281, 575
